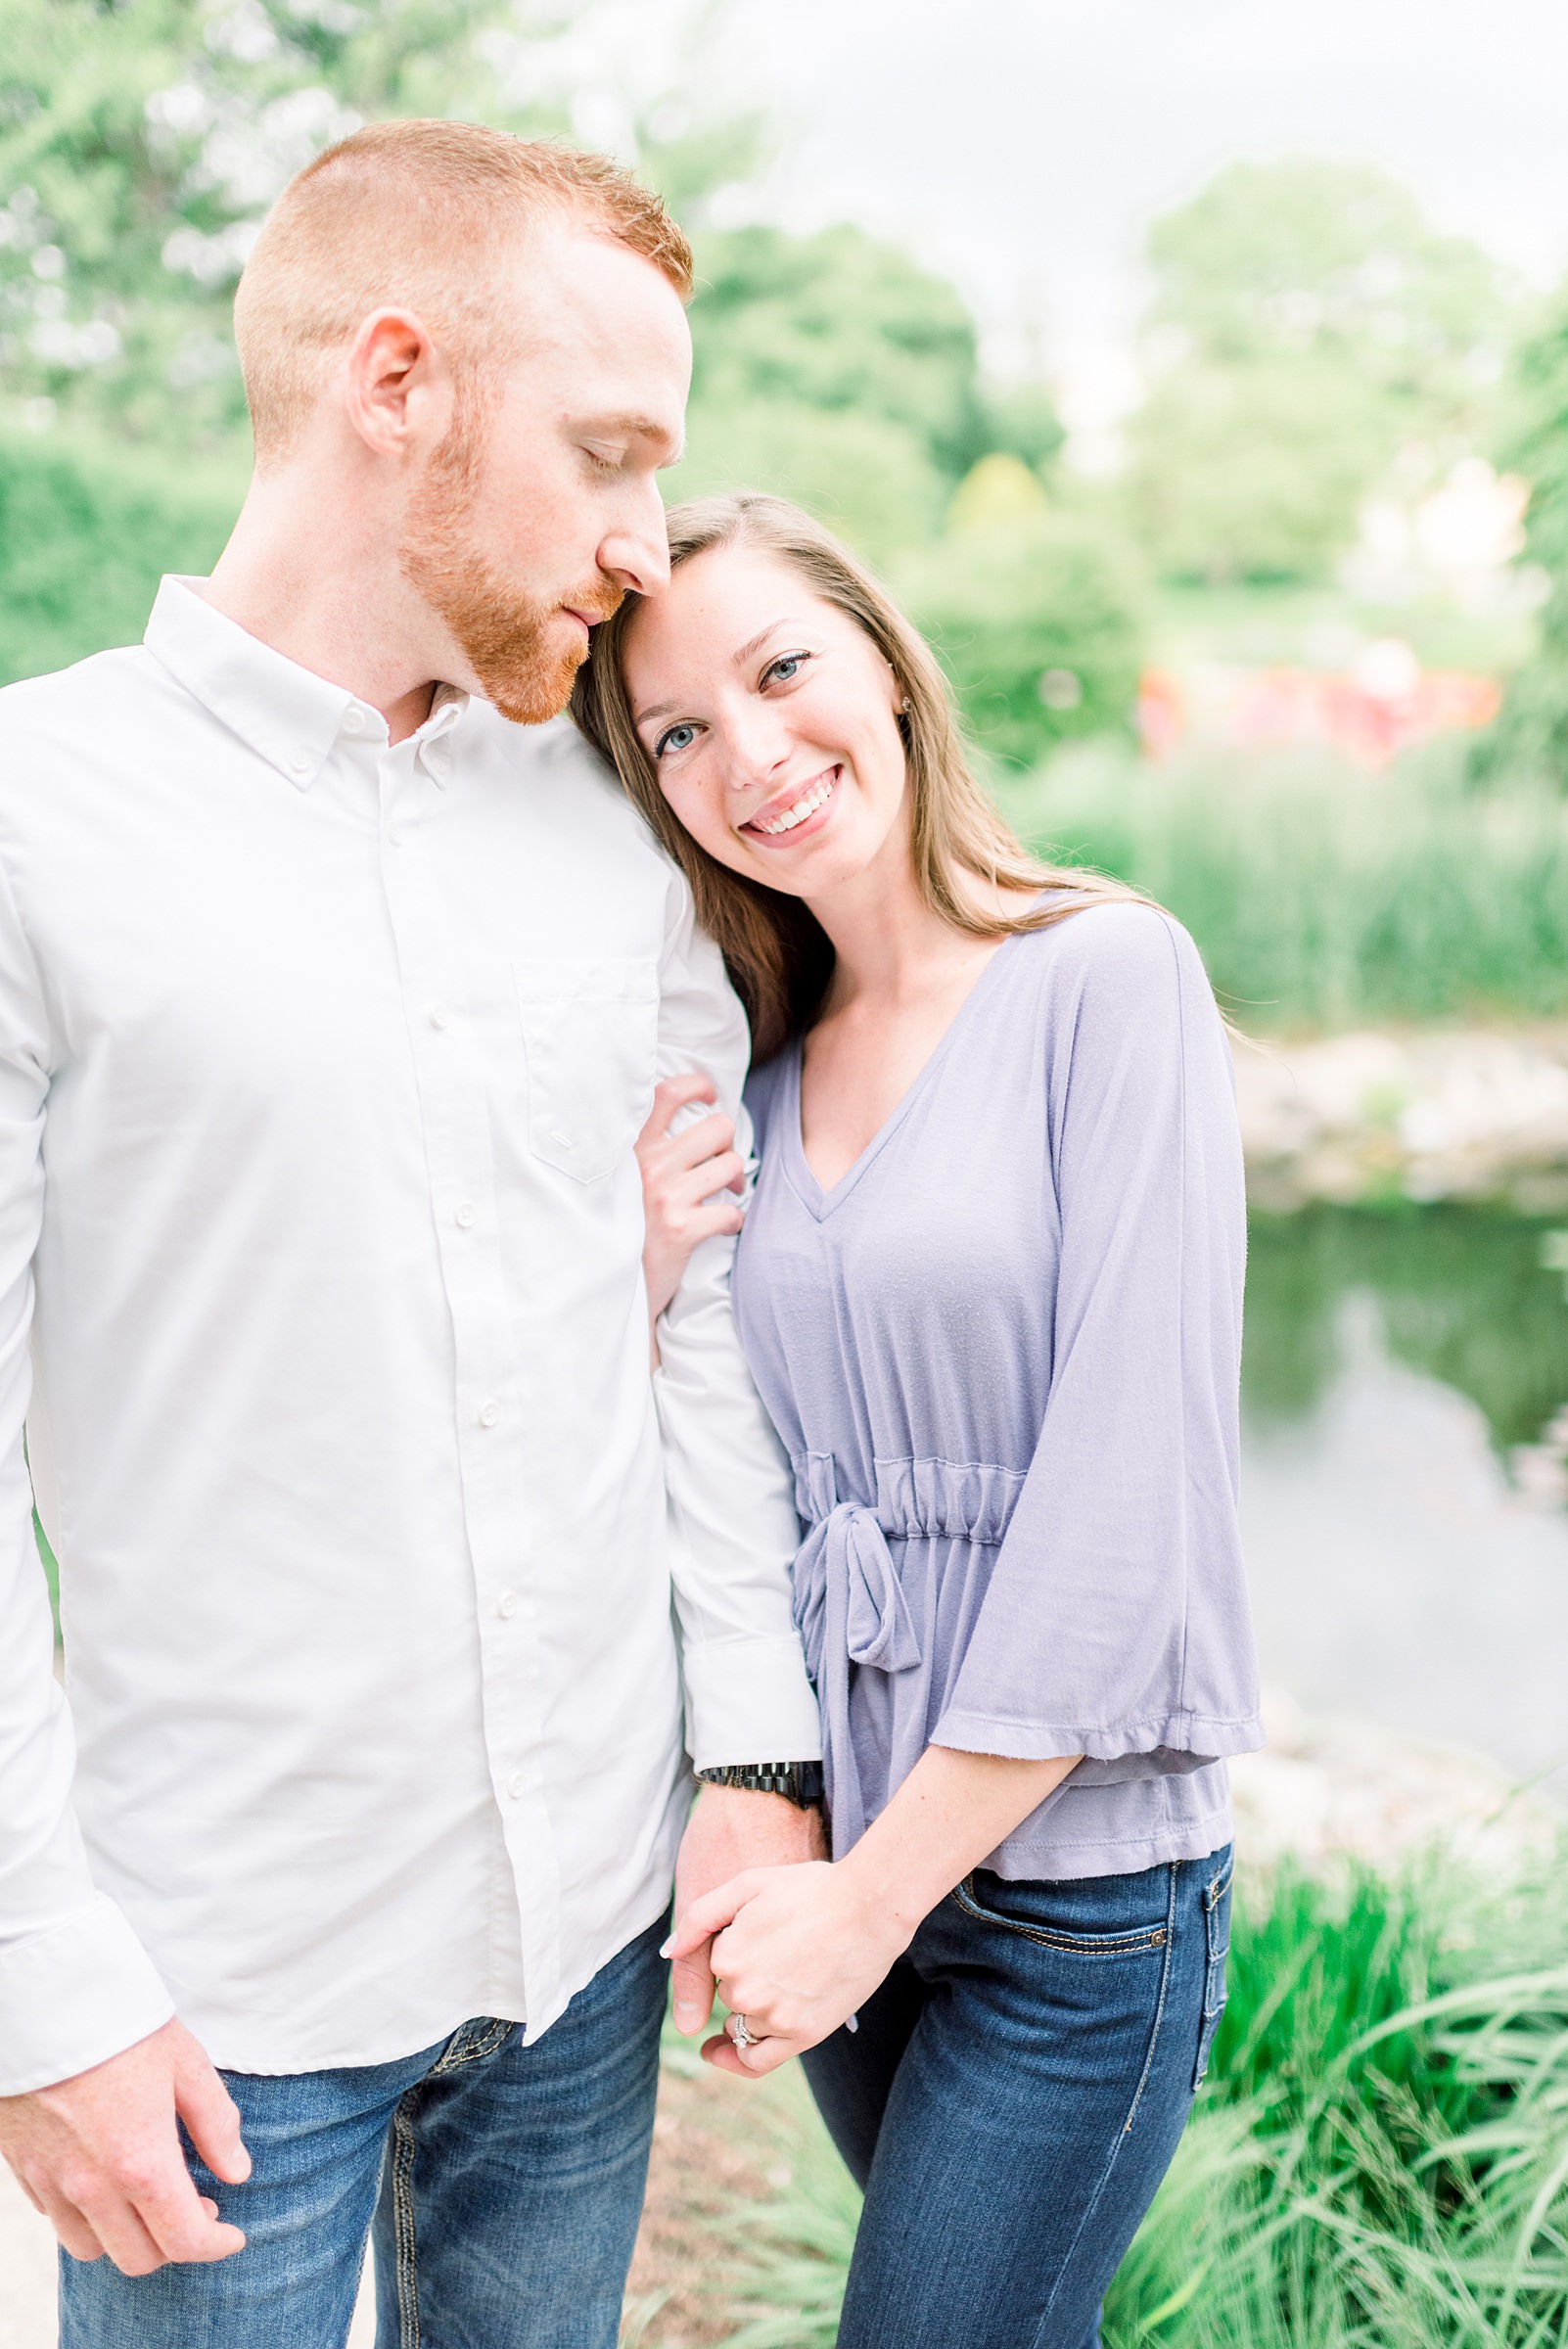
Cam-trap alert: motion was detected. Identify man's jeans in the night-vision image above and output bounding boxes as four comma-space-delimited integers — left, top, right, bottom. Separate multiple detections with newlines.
60, 1916, 669, 2349
802, 1848, 1233, 2349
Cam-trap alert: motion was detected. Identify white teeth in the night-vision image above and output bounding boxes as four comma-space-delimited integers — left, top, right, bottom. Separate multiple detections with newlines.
752, 774, 835, 836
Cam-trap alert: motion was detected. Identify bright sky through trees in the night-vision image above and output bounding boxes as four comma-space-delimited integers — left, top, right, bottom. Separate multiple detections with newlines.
724, 0, 1568, 433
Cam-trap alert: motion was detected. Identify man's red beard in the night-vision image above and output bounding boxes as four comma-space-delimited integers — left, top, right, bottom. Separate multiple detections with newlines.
400, 431, 623, 724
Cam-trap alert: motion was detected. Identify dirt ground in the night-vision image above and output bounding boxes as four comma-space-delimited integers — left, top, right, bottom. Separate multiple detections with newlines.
623, 2043, 811, 2346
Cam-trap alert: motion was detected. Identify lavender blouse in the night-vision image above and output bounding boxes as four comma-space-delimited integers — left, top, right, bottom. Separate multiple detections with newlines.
732, 901, 1264, 1881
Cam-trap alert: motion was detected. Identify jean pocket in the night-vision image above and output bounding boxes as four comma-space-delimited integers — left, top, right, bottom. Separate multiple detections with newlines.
1193, 1846, 1234, 2090
513, 957, 658, 1183
953, 1869, 1170, 1957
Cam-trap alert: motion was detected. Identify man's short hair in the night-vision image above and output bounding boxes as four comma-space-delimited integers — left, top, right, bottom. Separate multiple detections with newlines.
233, 118, 693, 466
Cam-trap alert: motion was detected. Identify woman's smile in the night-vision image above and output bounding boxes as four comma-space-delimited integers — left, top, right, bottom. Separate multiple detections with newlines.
741, 763, 842, 843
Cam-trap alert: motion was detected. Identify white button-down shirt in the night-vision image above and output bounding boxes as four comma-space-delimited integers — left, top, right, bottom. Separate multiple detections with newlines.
0, 579, 819, 2096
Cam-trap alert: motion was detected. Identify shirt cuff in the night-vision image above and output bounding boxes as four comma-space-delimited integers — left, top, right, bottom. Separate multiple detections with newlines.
0, 1895, 175, 2096
682, 1635, 823, 1773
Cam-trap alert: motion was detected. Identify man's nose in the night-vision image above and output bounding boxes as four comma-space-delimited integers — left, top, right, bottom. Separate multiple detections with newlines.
600, 479, 671, 598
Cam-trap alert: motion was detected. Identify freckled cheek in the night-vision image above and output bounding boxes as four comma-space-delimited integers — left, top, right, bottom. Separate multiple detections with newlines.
664, 776, 733, 860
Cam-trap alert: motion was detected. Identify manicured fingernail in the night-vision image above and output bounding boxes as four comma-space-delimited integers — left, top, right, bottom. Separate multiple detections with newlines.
673, 2003, 701, 2031
659, 1935, 675, 1959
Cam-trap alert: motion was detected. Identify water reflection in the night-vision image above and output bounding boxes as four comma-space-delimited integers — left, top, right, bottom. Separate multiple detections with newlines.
1245, 1209, 1568, 1461
1241, 1209, 1568, 1798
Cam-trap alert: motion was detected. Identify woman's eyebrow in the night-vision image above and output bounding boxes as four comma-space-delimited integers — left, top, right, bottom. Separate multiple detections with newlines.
731, 621, 803, 668
634, 622, 807, 728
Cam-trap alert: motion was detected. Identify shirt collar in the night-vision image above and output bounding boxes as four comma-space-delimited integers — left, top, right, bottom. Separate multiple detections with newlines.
143, 577, 470, 790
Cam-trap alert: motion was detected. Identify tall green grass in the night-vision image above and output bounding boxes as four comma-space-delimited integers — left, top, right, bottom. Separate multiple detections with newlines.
714, 1851, 1568, 2349
991, 746, 1568, 1033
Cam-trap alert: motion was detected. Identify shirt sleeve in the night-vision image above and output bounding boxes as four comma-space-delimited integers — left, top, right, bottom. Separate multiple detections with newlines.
0, 852, 173, 2096
933, 904, 1263, 1777
650, 872, 821, 1772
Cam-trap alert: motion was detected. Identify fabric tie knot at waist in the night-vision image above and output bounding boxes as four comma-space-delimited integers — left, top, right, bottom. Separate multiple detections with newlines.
789, 1451, 1024, 1854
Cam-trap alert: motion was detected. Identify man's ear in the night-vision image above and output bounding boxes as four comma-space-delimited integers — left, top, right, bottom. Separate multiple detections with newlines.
342, 306, 451, 459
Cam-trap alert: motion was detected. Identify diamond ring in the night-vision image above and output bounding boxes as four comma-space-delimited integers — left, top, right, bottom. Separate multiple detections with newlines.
730, 2012, 755, 2050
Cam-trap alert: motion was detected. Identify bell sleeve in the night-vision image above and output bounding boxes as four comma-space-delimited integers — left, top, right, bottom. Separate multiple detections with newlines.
932, 902, 1264, 1778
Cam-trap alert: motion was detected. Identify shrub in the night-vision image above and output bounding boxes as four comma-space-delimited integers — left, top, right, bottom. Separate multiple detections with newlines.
0, 434, 241, 686
900, 511, 1146, 766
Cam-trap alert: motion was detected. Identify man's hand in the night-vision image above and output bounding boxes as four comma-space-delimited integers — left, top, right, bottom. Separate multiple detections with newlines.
0, 2016, 251, 2275
669, 1784, 826, 2038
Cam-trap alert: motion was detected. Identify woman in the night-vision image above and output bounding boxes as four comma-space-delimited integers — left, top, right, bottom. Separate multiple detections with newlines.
573, 493, 1262, 2349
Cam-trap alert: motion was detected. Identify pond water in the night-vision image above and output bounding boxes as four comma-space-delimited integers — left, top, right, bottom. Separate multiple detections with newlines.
1242, 1209, 1568, 1800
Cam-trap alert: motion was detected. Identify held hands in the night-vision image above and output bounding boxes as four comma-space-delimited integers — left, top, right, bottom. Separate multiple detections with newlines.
665, 1859, 912, 2078
670, 1784, 827, 2046
637, 1073, 747, 1323
0, 2015, 251, 2274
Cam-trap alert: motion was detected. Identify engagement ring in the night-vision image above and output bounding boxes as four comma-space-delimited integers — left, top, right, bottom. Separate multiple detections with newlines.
730, 2012, 755, 2050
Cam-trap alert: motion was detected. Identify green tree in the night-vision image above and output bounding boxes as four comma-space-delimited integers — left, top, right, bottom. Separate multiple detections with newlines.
1125, 157, 1510, 585
685, 223, 992, 482
668, 222, 1065, 567
0, 0, 754, 456
899, 488, 1145, 767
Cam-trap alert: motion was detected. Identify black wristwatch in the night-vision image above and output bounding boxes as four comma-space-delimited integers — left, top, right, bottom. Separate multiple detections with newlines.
696, 1760, 825, 1809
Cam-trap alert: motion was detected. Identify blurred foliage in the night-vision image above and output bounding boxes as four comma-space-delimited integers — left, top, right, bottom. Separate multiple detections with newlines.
900, 497, 1145, 765
994, 742, 1568, 1029
0, 430, 239, 678
1243, 1207, 1568, 1455
684, 224, 991, 484
1126, 159, 1512, 586
0, 0, 558, 450
1477, 291, 1568, 784
668, 221, 986, 565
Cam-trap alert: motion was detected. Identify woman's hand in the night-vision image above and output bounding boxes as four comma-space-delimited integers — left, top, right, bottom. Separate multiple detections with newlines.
664, 1746, 1084, 2077
666, 1860, 911, 2078
637, 1073, 747, 1324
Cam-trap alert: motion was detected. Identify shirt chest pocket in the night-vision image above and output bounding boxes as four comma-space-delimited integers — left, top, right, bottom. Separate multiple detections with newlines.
512, 957, 659, 1184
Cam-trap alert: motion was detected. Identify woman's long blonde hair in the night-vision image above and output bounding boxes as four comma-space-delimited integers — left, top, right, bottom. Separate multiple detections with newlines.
572, 491, 1139, 1060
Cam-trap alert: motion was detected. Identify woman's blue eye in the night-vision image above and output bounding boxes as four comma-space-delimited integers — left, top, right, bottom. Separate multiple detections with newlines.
655, 722, 698, 759
764, 653, 808, 685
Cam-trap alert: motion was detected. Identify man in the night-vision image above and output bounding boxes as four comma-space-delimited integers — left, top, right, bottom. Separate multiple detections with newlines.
0, 120, 822, 2346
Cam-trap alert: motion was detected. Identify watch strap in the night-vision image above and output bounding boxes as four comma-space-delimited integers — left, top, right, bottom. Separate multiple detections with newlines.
696, 1760, 825, 1808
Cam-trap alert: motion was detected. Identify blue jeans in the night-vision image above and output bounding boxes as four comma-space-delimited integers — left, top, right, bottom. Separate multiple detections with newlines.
60, 1916, 669, 2349
802, 1847, 1233, 2349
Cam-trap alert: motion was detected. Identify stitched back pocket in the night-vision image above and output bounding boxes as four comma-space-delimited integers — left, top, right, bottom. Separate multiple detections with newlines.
513, 957, 658, 1184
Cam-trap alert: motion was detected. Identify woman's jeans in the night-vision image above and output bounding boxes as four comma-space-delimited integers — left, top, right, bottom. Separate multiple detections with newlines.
802, 1847, 1233, 2349
59, 1916, 669, 2349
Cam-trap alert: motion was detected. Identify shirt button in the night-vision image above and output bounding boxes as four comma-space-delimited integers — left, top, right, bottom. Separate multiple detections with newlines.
496, 1589, 519, 1620
428, 1003, 449, 1030
455, 1201, 477, 1229
387, 823, 405, 848
507, 1771, 526, 1800
288, 750, 311, 776
341, 707, 365, 736
478, 1399, 500, 1427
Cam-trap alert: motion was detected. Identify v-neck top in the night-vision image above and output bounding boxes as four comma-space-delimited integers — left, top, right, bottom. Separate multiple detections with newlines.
733, 901, 1263, 1879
